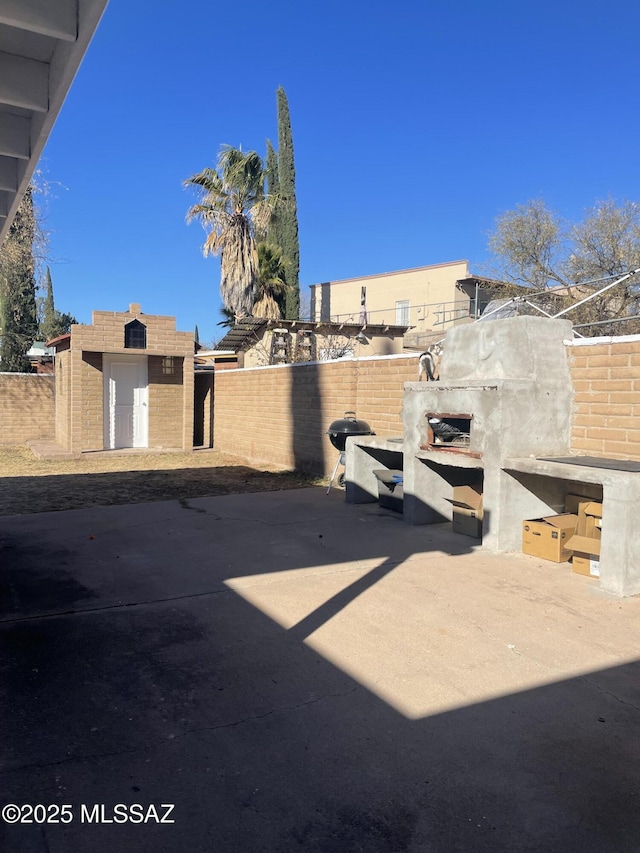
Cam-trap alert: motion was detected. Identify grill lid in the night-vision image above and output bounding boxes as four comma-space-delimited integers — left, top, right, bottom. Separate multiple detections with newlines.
327, 411, 372, 436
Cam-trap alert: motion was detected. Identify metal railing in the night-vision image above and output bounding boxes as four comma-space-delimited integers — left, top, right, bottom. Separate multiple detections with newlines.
322, 299, 474, 333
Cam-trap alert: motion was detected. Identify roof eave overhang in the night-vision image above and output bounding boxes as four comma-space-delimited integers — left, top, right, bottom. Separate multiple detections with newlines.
0, 0, 110, 242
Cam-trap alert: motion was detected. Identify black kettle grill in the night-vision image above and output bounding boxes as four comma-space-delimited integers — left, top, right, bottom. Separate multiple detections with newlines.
326, 412, 373, 492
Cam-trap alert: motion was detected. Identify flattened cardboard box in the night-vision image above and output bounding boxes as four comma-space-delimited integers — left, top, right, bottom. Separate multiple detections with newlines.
448, 485, 483, 538
522, 513, 578, 563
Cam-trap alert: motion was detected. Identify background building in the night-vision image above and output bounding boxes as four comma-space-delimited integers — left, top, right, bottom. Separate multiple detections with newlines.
309, 260, 500, 349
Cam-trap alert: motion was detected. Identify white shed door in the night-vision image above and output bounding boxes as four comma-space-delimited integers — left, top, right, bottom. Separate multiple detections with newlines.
107, 359, 148, 449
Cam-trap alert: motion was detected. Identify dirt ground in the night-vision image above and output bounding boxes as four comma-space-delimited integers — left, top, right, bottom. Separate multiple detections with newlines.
0, 445, 323, 516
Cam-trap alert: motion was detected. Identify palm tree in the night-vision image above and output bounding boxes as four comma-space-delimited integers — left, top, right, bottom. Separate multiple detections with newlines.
217, 306, 236, 329
185, 146, 274, 317
253, 242, 290, 319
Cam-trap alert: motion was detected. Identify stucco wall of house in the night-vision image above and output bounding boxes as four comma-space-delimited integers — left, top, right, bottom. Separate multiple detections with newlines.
309, 260, 469, 327
213, 354, 419, 475
568, 336, 640, 459
0, 373, 55, 444
242, 328, 405, 368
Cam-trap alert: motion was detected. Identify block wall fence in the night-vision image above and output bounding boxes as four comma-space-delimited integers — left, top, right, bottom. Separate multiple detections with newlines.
0, 373, 55, 444
567, 336, 640, 460
3, 336, 640, 468
213, 354, 420, 476
215, 338, 640, 476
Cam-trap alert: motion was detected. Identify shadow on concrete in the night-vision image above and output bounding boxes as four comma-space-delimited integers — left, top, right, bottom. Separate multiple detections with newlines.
0, 491, 637, 851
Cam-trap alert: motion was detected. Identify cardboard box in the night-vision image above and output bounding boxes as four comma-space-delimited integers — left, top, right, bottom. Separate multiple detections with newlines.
522, 513, 578, 562
567, 501, 602, 578
571, 554, 600, 578
564, 493, 593, 515
450, 485, 483, 538
453, 511, 482, 538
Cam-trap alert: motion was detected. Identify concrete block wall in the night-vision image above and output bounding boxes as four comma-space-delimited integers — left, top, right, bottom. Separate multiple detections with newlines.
148, 356, 191, 449
54, 348, 71, 449
50, 306, 195, 452
284, 361, 328, 473
80, 352, 103, 451
67, 350, 88, 453
568, 336, 640, 459
214, 354, 419, 475
353, 357, 419, 437
214, 361, 297, 471
73, 307, 194, 358
0, 373, 55, 444
181, 356, 195, 451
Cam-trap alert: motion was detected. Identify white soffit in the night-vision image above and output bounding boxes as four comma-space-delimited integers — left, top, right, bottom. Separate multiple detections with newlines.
0, 0, 109, 241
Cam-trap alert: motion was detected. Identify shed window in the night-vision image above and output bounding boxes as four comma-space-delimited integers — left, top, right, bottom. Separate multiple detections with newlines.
124, 319, 146, 349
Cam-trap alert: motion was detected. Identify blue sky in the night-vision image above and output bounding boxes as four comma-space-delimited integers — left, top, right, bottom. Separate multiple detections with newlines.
39, 0, 640, 344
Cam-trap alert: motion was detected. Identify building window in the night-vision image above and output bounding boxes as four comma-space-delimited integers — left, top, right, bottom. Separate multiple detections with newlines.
396, 300, 410, 325
124, 319, 146, 349
162, 356, 175, 375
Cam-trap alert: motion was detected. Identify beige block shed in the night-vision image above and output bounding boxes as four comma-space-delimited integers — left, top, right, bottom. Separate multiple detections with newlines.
49, 304, 197, 453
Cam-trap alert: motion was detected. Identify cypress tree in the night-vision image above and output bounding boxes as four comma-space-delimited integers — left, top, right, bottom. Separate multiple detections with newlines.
276, 87, 300, 319
41, 266, 55, 339
264, 139, 280, 247
37, 265, 76, 342
194, 324, 200, 349
265, 139, 280, 199
0, 187, 38, 371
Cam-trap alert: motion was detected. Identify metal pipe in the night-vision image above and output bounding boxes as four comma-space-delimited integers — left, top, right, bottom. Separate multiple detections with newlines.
522, 272, 623, 300
519, 299, 584, 336
552, 269, 640, 318
573, 314, 640, 330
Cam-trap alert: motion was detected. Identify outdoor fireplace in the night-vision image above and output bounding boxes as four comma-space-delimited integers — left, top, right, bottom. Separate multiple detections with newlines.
401, 316, 575, 550
423, 413, 476, 456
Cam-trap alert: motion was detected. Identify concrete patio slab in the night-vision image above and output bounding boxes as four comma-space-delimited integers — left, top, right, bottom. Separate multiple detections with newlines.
26, 439, 80, 461
26, 440, 187, 461
1, 487, 639, 852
